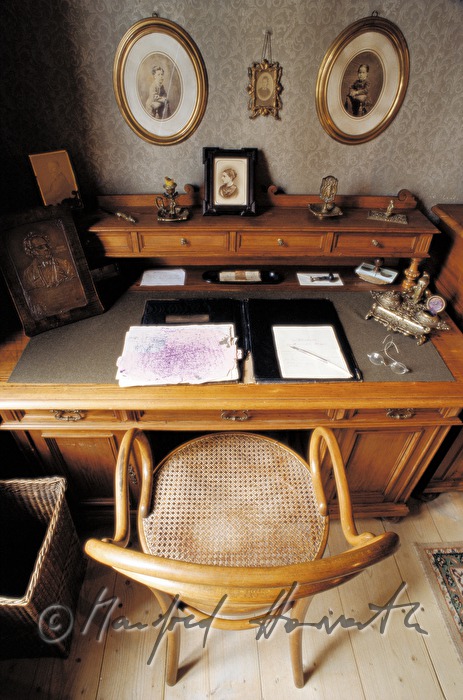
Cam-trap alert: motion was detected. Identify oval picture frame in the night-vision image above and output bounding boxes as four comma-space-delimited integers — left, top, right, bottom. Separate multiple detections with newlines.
316, 15, 409, 145
113, 17, 208, 146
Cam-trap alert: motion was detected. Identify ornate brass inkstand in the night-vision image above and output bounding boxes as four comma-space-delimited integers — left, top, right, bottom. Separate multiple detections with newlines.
366, 271, 449, 345
156, 177, 189, 222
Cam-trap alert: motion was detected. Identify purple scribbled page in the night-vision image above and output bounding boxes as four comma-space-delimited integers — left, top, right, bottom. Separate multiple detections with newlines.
116, 324, 240, 386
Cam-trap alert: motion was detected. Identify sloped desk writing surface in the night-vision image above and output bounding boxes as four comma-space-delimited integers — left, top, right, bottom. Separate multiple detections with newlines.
1, 285, 463, 520
85, 189, 438, 288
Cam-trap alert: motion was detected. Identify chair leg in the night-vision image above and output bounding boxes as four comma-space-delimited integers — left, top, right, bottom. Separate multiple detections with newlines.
289, 596, 313, 688
150, 589, 181, 686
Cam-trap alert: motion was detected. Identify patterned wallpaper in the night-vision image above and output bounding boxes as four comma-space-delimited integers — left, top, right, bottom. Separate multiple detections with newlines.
1, 0, 463, 213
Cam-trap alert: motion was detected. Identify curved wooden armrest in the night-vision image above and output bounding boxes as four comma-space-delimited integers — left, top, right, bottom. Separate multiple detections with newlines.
109, 428, 154, 547
309, 426, 364, 547
85, 529, 399, 602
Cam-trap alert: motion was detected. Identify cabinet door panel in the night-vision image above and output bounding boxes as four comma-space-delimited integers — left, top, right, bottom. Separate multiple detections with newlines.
28, 430, 120, 502
326, 426, 449, 507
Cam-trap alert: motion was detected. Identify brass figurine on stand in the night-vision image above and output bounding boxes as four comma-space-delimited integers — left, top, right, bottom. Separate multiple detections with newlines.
309, 175, 343, 219
366, 271, 449, 345
156, 177, 189, 222
367, 199, 408, 225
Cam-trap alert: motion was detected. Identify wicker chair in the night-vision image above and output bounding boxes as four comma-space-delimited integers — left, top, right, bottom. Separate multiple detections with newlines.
85, 428, 399, 688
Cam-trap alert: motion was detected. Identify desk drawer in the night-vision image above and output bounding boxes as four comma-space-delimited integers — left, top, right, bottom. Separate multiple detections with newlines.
332, 233, 420, 255
138, 407, 338, 429
236, 232, 328, 256
3, 409, 123, 427
139, 232, 229, 255
89, 231, 136, 255
347, 407, 460, 425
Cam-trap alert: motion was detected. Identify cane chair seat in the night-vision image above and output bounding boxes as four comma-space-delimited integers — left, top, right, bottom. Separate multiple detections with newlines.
141, 432, 326, 567
85, 427, 399, 689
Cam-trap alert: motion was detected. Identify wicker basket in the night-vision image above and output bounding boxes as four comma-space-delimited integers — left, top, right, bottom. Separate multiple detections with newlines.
0, 476, 86, 658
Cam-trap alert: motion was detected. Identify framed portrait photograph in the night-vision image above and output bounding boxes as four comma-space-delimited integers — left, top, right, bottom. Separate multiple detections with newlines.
203, 147, 257, 216
113, 16, 208, 146
247, 59, 282, 120
29, 150, 82, 207
0, 206, 103, 336
316, 14, 409, 144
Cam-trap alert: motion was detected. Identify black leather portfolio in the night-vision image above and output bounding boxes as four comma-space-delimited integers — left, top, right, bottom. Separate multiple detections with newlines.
142, 297, 361, 383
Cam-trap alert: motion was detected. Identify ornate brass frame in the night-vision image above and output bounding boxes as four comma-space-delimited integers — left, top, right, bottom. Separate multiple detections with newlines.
247, 59, 282, 120
316, 14, 409, 144
113, 17, 208, 146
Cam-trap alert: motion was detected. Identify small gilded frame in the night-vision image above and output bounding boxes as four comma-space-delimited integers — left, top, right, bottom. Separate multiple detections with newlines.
316, 15, 409, 144
247, 59, 282, 119
203, 148, 257, 216
113, 16, 208, 146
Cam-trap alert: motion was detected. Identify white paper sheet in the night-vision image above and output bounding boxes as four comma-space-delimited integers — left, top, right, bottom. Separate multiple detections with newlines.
272, 325, 353, 379
139, 268, 186, 286
116, 324, 240, 386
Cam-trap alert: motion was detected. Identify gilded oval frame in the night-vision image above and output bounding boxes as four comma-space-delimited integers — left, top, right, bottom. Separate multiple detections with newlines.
113, 17, 208, 146
316, 16, 409, 144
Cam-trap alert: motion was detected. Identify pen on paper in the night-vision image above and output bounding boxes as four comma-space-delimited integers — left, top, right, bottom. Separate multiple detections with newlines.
289, 345, 351, 375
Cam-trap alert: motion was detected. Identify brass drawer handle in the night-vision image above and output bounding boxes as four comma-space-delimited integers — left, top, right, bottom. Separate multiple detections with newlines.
221, 410, 249, 421
386, 408, 415, 420
277, 238, 285, 246
50, 409, 86, 422
371, 239, 381, 247
180, 237, 188, 246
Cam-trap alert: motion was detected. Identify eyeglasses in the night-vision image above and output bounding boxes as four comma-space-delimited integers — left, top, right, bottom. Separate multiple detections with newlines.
367, 335, 410, 375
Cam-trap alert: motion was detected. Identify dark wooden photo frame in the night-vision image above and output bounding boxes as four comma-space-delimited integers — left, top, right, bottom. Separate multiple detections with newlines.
203, 147, 257, 216
0, 206, 103, 336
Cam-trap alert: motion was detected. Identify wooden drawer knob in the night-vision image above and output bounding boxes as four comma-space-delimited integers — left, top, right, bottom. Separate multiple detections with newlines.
277, 238, 285, 246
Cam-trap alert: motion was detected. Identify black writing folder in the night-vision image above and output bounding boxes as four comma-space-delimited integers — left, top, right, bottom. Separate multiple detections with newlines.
142, 298, 245, 335
246, 299, 362, 383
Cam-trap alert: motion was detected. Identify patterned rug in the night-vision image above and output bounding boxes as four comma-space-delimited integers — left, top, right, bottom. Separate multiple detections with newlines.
415, 542, 463, 662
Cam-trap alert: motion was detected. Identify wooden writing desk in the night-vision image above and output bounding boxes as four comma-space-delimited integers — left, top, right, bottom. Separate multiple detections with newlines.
1, 190, 461, 521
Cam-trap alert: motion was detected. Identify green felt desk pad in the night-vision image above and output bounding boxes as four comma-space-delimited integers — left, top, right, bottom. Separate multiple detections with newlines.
8, 290, 454, 384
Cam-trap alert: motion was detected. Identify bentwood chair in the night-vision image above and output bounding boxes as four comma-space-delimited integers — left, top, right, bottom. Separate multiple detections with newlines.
84, 428, 399, 688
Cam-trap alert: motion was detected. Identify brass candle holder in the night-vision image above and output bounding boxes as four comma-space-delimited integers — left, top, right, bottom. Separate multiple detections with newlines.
156, 177, 189, 222
309, 175, 343, 219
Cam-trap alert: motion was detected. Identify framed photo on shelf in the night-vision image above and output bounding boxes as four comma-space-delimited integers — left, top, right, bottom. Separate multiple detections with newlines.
316, 14, 409, 144
0, 205, 103, 336
203, 147, 257, 216
113, 16, 208, 146
29, 150, 82, 207
247, 59, 282, 120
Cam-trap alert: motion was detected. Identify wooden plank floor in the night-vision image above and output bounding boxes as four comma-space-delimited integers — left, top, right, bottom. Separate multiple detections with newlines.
1, 492, 463, 699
